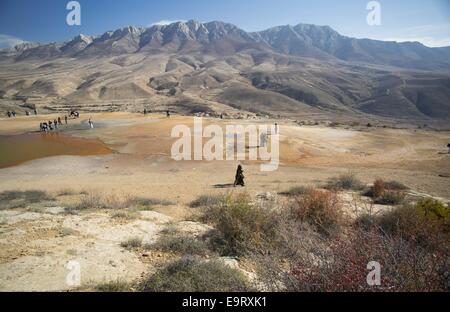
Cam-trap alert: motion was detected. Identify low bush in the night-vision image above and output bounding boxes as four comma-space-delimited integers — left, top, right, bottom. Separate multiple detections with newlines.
95, 280, 132, 292
279, 186, 309, 197
374, 190, 406, 205
384, 181, 408, 191
139, 256, 251, 292
365, 179, 406, 205
416, 198, 449, 223
377, 199, 449, 251
326, 174, 364, 191
290, 189, 344, 235
111, 211, 138, 221
201, 193, 278, 256
290, 227, 447, 292
189, 194, 224, 208
150, 234, 211, 256
120, 237, 143, 250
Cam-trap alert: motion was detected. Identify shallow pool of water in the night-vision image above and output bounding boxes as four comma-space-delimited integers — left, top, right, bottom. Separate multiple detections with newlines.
0, 132, 112, 168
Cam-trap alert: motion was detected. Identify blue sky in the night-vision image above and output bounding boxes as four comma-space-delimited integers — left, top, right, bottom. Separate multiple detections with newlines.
0, 0, 449, 48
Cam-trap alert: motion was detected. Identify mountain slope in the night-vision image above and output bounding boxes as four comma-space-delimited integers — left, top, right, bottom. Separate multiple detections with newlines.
1, 20, 449, 122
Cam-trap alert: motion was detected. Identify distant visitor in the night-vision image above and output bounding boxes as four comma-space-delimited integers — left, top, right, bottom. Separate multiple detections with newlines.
234, 165, 245, 187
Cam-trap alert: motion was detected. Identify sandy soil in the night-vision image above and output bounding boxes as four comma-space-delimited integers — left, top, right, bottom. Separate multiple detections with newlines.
0, 112, 449, 291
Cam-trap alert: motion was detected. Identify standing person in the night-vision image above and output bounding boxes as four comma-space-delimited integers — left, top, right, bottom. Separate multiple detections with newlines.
166, 110, 171, 118
260, 132, 267, 148
7, 111, 11, 118
144, 108, 147, 115
34, 108, 37, 115
233, 165, 245, 187
12, 111, 16, 117
88, 118, 94, 129
58, 117, 62, 125
64, 115, 68, 124
274, 123, 278, 135
54, 119, 58, 130
48, 120, 53, 130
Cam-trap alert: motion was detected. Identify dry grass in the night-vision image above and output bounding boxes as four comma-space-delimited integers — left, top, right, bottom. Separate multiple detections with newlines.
365, 179, 407, 205
200, 193, 279, 256
95, 280, 133, 292
149, 233, 211, 256
120, 237, 143, 250
325, 174, 364, 191
189, 194, 224, 208
71, 191, 175, 211
0, 190, 54, 210
139, 256, 251, 292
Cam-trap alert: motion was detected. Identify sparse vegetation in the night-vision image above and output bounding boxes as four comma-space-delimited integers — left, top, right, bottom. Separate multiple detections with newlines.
325, 174, 364, 191
120, 237, 143, 250
111, 211, 138, 221
95, 280, 132, 292
150, 233, 211, 256
0, 190, 54, 210
279, 186, 309, 197
139, 256, 251, 292
189, 194, 224, 208
56, 188, 77, 196
365, 179, 407, 205
374, 190, 406, 205
71, 191, 175, 211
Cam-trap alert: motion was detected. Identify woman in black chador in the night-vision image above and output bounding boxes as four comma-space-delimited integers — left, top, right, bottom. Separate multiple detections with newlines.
234, 165, 245, 187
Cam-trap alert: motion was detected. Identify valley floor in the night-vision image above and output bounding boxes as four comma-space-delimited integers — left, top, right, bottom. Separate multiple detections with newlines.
0, 112, 449, 291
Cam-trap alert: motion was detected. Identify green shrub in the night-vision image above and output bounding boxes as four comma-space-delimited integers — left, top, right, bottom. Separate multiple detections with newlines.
326, 174, 364, 191
416, 198, 449, 223
139, 256, 251, 292
377, 200, 448, 251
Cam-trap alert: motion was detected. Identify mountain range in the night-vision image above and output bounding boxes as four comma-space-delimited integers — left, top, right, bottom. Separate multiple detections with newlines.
1, 20, 449, 122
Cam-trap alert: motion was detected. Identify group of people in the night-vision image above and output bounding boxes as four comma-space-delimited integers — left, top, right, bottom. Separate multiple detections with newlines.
70, 110, 80, 118
39, 116, 68, 132
6, 108, 38, 118
6, 111, 16, 118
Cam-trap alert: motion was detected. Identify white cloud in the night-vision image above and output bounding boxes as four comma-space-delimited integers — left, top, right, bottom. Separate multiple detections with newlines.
0, 34, 26, 49
378, 23, 450, 47
382, 37, 450, 48
148, 19, 186, 27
